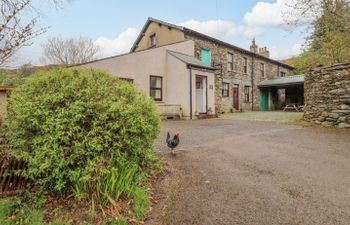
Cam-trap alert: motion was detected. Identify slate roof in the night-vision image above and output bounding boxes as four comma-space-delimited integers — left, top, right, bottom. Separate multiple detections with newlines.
130, 17, 294, 70
258, 74, 304, 88
167, 50, 215, 70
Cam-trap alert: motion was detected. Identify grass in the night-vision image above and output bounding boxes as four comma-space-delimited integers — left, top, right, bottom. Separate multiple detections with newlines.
220, 111, 304, 124
0, 197, 47, 225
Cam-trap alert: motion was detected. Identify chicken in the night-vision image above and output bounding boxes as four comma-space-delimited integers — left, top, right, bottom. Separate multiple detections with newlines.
166, 132, 180, 155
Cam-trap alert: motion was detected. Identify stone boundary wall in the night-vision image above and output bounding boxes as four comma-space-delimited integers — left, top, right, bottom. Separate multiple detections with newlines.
304, 63, 350, 128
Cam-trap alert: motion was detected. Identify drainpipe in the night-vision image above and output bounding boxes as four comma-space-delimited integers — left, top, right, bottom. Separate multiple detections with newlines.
251, 55, 255, 111
189, 65, 193, 120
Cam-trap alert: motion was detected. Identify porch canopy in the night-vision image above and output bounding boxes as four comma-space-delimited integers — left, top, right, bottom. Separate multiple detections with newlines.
258, 74, 304, 88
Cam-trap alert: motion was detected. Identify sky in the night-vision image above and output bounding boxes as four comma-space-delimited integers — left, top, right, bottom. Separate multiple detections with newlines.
11, 0, 309, 66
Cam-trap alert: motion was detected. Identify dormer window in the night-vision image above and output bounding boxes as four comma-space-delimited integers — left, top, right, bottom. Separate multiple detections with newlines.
150, 34, 157, 48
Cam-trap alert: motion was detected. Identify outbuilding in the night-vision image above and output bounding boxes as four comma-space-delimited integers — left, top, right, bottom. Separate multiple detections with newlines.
77, 40, 216, 119
258, 75, 304, 111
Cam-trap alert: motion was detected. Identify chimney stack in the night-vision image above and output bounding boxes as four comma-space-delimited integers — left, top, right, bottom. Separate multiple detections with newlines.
250, 38, 258, 53
259, 46, 270, 58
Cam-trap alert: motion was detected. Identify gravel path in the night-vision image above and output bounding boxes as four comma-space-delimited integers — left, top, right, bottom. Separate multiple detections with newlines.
146, 118, 350, 225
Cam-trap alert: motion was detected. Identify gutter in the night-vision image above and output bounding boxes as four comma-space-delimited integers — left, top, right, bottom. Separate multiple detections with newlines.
251, 55, 255, 111
189, 65, 193, 120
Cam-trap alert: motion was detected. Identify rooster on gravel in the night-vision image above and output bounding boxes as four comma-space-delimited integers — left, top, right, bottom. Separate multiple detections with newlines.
166, 132, 180, 155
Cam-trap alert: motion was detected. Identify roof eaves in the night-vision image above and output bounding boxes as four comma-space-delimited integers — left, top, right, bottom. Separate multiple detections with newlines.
167, 50, 216, 70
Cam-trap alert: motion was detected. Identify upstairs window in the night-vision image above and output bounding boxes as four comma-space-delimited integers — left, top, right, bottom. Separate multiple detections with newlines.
244, 86, 250, 102
227, 52, 234, 71
150, 76, 162, 101
222, 82, 229, 97
150, 34, 157, 48
201, 48, 211, 65
260, 63, 265, 77
280, 71, 286, 77
243, 57, 248, 74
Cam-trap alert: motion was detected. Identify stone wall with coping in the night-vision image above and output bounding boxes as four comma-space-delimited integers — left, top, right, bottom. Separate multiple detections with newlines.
304, 63, 350, 128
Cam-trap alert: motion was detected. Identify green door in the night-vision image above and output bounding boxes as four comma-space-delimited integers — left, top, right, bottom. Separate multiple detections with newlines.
260, 89, 268, 111
201, 48, 211, 65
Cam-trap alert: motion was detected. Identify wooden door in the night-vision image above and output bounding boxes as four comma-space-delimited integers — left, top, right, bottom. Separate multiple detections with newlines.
233, 87, 239, 110
260, 89, 269, 111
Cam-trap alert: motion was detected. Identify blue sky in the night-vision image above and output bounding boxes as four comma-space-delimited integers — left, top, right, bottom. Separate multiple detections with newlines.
14, 0, 306, 66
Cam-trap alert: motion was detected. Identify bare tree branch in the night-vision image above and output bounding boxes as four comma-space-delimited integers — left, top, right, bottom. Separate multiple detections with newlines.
0, 0, 73, 66
41, 36, 100, 65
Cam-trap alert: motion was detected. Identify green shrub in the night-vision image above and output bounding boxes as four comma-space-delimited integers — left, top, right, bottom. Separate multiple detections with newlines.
4, 68, 160, 194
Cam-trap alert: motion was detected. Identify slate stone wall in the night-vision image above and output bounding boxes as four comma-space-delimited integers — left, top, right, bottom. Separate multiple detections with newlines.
304, 63, 350, 128
184, 34, 294, 113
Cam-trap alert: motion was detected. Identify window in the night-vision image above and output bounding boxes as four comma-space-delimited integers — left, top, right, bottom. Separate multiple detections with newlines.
201, 48, 211, 65
280, 71, 286, 77
260, 63, 265, 77
244, 86, 250, 102
227, 52, 233, 71
243, 57, 248, 73
150, 76, 162, 101
222, 82, 229, 97
150, 34, 157, 48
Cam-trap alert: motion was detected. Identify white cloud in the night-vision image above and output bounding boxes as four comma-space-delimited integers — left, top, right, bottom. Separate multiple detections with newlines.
179, 19, 264, 39
270, 43, 303, 59
94, 28, 139, 57
244, 0, 314, 28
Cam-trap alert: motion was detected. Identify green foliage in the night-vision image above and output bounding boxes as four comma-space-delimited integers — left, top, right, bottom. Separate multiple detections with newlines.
130, 187, 150, 221
104, 218, 128, 225
0, 191, 47, 225
4, 68, 160, 196
291, 0, 350, 72
0, 198, 14, 225
0, 64, 37, 86
73, 160, 139, 207
0, 71, 25, 86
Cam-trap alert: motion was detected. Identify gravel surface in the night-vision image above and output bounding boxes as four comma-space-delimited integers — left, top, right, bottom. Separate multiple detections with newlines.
145, 118, 350, 225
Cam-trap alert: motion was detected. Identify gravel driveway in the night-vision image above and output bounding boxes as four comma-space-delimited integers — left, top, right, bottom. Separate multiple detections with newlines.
146, 118, 350, 225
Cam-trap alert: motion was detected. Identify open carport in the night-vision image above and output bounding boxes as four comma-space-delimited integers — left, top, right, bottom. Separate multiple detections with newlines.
258, 75, 304, 111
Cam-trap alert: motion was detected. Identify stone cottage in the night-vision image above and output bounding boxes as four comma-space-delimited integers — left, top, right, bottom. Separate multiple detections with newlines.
130, 17, 295, 113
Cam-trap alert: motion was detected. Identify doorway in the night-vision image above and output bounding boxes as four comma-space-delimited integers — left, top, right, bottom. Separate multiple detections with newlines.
233, 86, 239, 110
196, 76, 207, 114
260, 89, 269, 111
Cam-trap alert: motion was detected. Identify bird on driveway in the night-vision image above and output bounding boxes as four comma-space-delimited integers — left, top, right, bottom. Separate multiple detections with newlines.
166, 132, 180, 155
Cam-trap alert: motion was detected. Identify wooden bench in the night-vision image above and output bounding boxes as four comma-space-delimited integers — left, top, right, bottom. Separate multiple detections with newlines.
283, 103, 300, 112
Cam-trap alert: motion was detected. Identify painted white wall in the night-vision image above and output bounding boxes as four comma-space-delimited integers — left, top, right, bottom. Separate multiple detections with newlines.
78, 40, 215, 119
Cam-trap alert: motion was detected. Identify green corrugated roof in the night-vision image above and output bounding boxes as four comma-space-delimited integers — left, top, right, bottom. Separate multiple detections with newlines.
258, 74, 304, 88
167, 50, 215, 70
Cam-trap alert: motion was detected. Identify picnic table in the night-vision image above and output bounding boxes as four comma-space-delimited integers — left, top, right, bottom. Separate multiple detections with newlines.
283, 103, 304, 112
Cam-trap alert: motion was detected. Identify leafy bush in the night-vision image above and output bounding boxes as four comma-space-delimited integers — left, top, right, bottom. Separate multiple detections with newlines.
4, 68, 160, 194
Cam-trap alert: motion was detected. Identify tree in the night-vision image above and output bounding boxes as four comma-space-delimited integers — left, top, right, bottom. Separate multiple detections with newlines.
0, 0, 44, 66
41, 36, 100, 65
0, 0, 72, 66
286, 0, 350, 71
